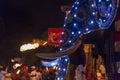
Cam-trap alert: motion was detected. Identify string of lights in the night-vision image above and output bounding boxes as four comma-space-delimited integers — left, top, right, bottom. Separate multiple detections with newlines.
56, 0, 118, 80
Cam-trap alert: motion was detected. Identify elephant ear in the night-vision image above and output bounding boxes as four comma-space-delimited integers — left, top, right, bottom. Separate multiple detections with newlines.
36, 0, 118, 59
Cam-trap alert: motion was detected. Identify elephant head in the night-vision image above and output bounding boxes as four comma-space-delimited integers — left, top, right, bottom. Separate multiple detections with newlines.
36, 0, 118, 59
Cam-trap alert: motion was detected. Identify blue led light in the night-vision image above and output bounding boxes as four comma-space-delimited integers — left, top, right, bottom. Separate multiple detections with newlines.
76, 2, 79, 5
92, 12, 96, 15
91, 4, 94, 7
98, 0, 101, 2
63, 68, 66, 71
109, 4, 112, 7
74, 14, 77, 17
78, 31, 81, 34
86, 28, 89, 31
72, 32, 74, 35
103, 19, 106, 22
74, 23, 77, 27
90, 20, 94, 24
68, 40, 72, 43
55, 0, 118, 79
75, 7, 78, 10
65, 59, 68, 62
63, 24, 66, 27
65, 17, 67, 19
60, 48, 62, 51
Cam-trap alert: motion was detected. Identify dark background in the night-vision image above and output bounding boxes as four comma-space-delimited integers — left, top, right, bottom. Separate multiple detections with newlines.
0, 0, 74, 64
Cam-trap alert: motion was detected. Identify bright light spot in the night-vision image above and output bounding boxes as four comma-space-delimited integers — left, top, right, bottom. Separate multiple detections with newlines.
20, 43, 40, 52
74, 14, 77, 17
16, 70, 21, 74
58, 68, 61, 70
109, 4, 112, 7
69, 40, 72, 43
74, 23, 77, 26
75, 7, 78, 10
60, 40, 63, 43
86, 28, 89, 31
62, 32, 64, 35
57, 77, 60, 80
90, 20, 94, 24
108, 13, 110, 16
92, 12, 96, 15
65, 17, 67, 19
98, 0, 101, 2
60, 48, 62, 51
65, 59, 68, 61
13, 63, 22, 69
72, 32, 74, 35
103, 19, 106, 22
42, 41, 47, 46
78, 31, 81, 34
63, 68, 66, 71
77, 2, 79, 4
91, 4, 94, 7
64, 24, 66, 27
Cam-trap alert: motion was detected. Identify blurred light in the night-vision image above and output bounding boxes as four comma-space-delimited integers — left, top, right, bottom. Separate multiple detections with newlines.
74, 14, 77, 17
16, 70, 21, 74
42, 41, 47, 46
20, 43, 40, 52
13, 63, 22, 69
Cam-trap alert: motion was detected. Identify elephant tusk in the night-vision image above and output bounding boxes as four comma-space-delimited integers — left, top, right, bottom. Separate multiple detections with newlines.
36, 39, 82, 59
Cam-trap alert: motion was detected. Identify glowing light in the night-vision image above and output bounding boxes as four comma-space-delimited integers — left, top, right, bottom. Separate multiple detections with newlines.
16, 70, 21, 74
75, 7, 78, 10
109, 4, 112, 7
65, 59, 68, 62
41, 58, 60, 67
74, 23, 77, 26
65, 17, 67, 19
103, 19, 106, 22
64, 24, 66, 27
60, 40, 63, 43
74, 14, 77, 17
60, 48, 62, 51
72, 32, 74, 35
63, 68, 66, 71
62, 32, 64, 35
42, 41, 47, 46
78, 31, 81, 34
91, 4, 94, 7
90, 20, 94, 24
92, 12, 96, 15
86, 28, 89, 31
20, 43, 40, 52
68, 40, 72, 43
98, 0, 101, 2
76, 2, 79, 4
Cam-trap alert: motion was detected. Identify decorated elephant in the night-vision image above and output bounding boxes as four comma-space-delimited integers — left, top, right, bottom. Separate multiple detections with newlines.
36, 0, 119, 79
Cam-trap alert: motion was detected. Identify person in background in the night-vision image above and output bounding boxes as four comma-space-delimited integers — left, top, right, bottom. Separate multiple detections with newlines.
0, 66, 7, 80
99, 62, 106, 79
30, 66, 42, 80
75, 64, 85, 80
42, 67, 49, 80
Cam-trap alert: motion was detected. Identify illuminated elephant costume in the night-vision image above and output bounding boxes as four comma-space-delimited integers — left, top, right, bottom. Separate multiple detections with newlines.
36, 0, 118, 79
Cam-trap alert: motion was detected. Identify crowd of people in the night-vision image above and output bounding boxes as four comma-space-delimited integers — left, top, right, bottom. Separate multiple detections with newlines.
0, 65, 57, 80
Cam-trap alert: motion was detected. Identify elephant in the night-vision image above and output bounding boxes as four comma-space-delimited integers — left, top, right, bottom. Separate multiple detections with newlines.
35, 0, 119, 80
36, 0, 118, 59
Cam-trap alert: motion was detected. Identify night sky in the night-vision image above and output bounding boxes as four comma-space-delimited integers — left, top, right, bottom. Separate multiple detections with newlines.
0, 0, 74, 63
